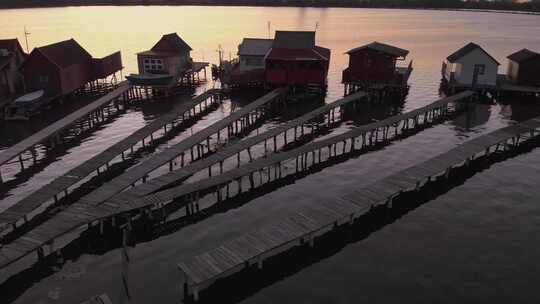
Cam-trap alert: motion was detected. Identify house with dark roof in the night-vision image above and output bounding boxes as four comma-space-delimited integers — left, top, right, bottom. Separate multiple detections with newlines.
136, 33, 193, 76
237, 38, 273, 73
0, 39, 26, 99
342, 41, 412, 86
264, 31, 330, 88
442, 42, 499, 87
224, 38, 274, 86
506, 48, 540, 86
21, 39, 122, 96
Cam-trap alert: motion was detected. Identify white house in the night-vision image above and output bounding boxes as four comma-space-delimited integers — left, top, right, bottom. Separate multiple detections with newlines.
237, 38, 273, 73
442, 42, 499, 87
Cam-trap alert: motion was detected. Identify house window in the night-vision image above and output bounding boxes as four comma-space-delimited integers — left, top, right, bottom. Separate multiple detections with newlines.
474, 64, 485, 75
143, 58, 164, 72
39, 75, 49, 83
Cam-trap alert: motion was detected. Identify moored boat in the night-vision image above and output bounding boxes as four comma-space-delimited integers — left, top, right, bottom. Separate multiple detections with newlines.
125, 73, 174, 86
4, 90, 46, 121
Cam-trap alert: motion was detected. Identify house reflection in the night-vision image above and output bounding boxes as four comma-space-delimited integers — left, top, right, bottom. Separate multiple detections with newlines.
451, 102, 491, 130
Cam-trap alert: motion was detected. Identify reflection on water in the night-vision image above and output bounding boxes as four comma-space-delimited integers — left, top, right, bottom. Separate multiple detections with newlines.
0, 6, 540, 304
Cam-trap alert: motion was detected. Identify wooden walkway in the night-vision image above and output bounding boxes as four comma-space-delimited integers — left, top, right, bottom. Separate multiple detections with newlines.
71, 88, 286, 210
0, 91, 469, 271
109, 91, 368, 200
0, 88, 285, 270
106, 91, 474, 213
0, 89, 221, 233
178, 115, 540, 301
0, 83, 133, 183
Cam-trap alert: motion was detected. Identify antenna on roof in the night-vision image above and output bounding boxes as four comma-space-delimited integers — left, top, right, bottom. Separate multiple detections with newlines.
24, 26, 31, 53
216, 44, 223, 67
267, 21, 271, 39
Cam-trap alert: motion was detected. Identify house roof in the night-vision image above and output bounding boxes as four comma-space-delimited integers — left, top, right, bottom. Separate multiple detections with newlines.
507, 48, 540, 63
273, 31, 315, 49
137, 50, 179, 57
34, 39, 92, 68
266, 45, 330, 61
346, 41, 409, 58
151, 33, 192, 53
0, 39, 25, 54
447, 42, 500, 65
238, 38, 273, 56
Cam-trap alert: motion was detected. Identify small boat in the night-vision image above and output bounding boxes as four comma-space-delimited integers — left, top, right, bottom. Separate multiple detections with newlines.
125, 73, 174, 86
4, 90, 47, 121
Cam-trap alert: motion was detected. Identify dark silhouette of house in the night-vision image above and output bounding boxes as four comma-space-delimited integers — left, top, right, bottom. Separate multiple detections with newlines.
507, 48, 540, 86
264, 31, 330, 88
342, 41, 410, 84
0, 39, 26, 98
21, 39, 122, 96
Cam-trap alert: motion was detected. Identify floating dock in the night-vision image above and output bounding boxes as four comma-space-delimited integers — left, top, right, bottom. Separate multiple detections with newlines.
178, 114, 540, 301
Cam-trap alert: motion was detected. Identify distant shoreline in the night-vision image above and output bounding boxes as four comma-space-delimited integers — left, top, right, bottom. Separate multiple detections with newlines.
0, 1, 539, 16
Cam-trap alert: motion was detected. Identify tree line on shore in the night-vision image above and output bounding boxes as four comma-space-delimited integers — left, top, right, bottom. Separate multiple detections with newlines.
1, 0, 539, 12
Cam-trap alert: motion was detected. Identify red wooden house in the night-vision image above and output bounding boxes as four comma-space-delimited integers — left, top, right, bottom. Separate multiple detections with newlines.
342, 41, 411, 87
21, 39, 122, 97
507, 48, 540, 86
264, 31, 330, 88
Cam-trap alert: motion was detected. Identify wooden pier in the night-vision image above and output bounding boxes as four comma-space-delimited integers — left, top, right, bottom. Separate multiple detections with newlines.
71, 88, 286, 209
0, 83, 134, 184
0, 91, 471, 272
442, 73, 540, 98
110, 91, 369, 200
178, 114, 540, 301
107, 91, 475, 214
0, 89, 221, 236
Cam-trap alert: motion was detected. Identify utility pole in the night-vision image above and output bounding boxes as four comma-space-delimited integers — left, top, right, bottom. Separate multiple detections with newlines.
24, 26, 31, 53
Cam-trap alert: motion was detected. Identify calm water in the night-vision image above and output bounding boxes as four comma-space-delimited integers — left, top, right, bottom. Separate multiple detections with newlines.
1, 6, 540, 304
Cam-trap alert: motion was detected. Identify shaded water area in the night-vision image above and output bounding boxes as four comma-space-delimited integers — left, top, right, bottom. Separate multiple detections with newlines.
0, 6, 540, 304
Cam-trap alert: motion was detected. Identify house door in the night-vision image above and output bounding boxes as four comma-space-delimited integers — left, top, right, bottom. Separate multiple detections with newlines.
472, 64, 485, 88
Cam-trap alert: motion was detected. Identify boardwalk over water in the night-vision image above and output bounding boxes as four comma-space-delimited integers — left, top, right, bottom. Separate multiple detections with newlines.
110, 90, 369, 200
74, 88, 286, 208
107, 91, 474, 211
0, 83, 133, 184
178, 114, 540, 301
0, 88, 285, 270
0, 89, 221, 234
0, 91, 472, 271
